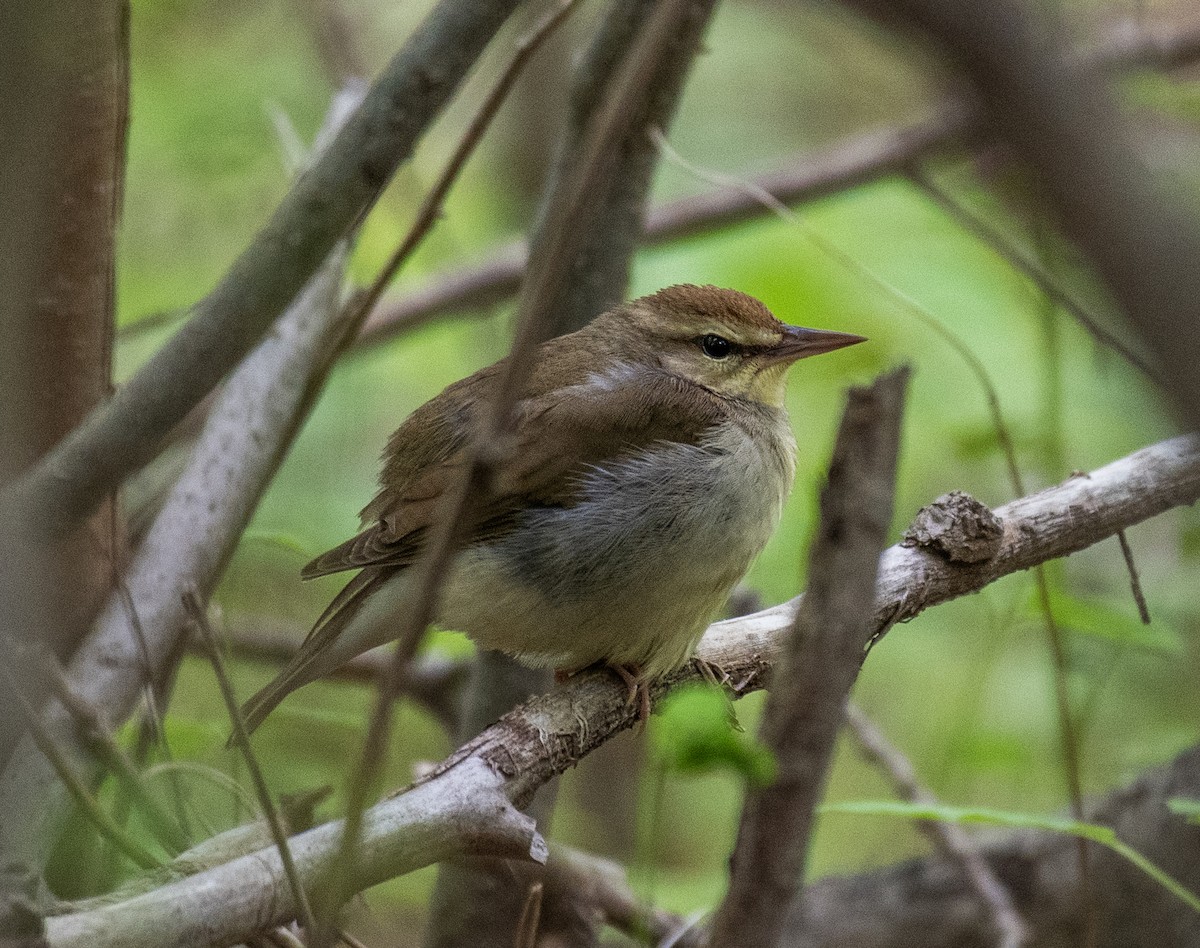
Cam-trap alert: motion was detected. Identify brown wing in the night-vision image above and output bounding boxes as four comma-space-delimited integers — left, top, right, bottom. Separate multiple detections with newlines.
301, 365, 726, 580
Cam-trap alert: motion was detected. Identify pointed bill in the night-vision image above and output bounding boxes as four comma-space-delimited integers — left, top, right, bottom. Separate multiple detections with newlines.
761, 326, 868, 366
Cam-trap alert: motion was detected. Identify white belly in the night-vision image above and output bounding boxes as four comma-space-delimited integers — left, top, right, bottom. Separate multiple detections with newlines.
439, 417, 796, 677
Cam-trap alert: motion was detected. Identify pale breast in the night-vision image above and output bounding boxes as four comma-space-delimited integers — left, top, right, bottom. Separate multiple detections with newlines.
441, 410, 796, 676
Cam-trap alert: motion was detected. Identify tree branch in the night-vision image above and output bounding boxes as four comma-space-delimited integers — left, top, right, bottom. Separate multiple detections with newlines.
44, 758, 546, 948
42, 434, 1200, 948
347, 15, 1200, 351
843, 0, 1200, 428
708, 367, 907, 948
0, 0, 523, 540
843, 703, 1028, 948
787, 741, 1200, 947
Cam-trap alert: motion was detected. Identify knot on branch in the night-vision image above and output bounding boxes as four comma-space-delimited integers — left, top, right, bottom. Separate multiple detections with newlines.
901, 490, 1003, 563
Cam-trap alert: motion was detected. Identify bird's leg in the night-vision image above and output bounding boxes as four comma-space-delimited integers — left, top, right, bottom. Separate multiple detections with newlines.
608, 662, 651, 726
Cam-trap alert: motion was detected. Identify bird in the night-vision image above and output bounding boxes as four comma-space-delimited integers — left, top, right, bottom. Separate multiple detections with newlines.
240, 284, 864, 731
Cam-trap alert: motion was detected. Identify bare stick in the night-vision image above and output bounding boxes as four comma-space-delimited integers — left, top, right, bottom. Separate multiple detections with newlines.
1116, 529, 1152, 624
336, 0, 584, 347
40, 434, 1200, 948
24, 645, 191, 858
183, 590, 317, 936
844, 703, 1028, 948
847, 0, 1200, 420
909, 168, 1155, 381
206, 626, 468, 730
0, 663, 162, 873
0, 0, 523, 540
706, 368, 908, 948
334, 16, 1200, 351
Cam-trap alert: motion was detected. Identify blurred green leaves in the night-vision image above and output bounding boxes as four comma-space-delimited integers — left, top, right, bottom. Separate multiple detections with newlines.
1028, 586, 1183, 656
651, 684, 776, 786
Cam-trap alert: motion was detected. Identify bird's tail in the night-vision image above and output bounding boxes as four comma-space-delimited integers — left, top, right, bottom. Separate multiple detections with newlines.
236, 568, 392, 740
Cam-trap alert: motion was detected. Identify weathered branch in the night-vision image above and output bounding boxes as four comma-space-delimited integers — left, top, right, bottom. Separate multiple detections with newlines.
0, 232, 352, 873
1, 0, 523, 540
786, 741, 1200, 948
708, 368, 906, 948
346, 15, 1200, 351
43, 435, 1199, 948
45, 758, 546, 948
844, 0, 1200, 427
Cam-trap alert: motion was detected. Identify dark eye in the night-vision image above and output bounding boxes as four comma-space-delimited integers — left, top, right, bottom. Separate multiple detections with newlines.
700, 334, 733, 359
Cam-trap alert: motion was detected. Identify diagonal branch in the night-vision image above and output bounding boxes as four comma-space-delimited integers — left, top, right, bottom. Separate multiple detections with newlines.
0, 224, 353, 874
344, 15, 1200, 351
41, 434, 1200, 948
0, 0, 523, 541
842, 0, 1200, 428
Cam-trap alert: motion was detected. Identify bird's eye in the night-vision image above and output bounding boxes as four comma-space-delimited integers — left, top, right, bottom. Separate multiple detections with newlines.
700, 334, 733, 359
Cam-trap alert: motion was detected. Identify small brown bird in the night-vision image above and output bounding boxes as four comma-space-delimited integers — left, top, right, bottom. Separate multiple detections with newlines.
241, 285, 863, 730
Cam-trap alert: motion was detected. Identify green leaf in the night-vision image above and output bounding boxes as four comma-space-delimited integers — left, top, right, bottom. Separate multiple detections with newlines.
651, 684, 776, 786
823, 799, 1200, 914
1168, 798, 1200, 825
1028, 587, 1182, 655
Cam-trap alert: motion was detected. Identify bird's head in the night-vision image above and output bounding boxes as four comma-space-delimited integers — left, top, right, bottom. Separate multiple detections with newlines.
609, 284, 865, 407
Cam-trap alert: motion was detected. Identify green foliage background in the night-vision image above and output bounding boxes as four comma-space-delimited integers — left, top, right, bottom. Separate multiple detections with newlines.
107, 0, 1200, 940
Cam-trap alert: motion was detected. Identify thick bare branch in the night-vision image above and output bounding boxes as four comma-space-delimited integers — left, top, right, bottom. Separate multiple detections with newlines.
844, 0, 1200, 427
39, 434, 1200, 948
44, 758, 546, 948
707, 367, 907, 948
347, 15, 1200, 351
0, 236, 351, 874
1, 0, 523, 540
788, 741, 1200, 948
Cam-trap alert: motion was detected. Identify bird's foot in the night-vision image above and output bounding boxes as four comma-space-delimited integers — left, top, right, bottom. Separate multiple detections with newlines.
608, 662, 651, 728
692, 655, 730, 688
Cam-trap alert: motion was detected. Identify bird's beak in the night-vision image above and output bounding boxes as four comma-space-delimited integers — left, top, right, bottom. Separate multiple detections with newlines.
761, 325, 867, 366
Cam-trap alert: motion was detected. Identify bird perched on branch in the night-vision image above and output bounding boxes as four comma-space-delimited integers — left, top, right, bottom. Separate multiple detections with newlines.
241, 284, 863, 730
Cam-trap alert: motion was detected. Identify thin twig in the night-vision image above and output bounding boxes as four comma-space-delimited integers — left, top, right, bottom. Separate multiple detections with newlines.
311, 3, 587, 940
183, 590, 318, 936
0, 661, 163, 872
845, 703, 1028, 948
908, 168, 1157, 382
1117, 529, 1152, 624
513, 882, 544, 948
331, 0, 585, 359
28, 647, 191, 857
338, 931, 371, 948
205, 625, 469, 730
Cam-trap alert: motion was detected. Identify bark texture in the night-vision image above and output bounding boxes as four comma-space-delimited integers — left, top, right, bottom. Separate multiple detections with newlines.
708, 369, 907, 947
